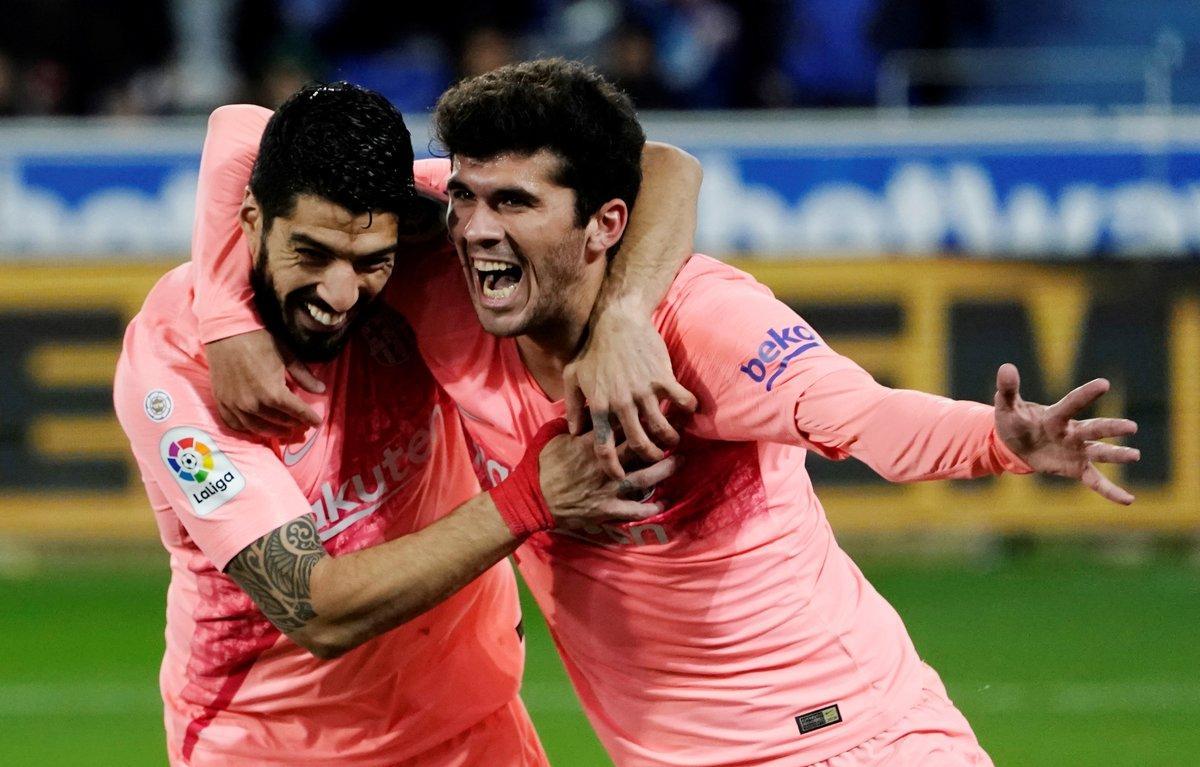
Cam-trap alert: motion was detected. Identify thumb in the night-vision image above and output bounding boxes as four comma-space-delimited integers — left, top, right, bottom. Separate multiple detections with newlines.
995, 363, 1021, 411
286, 359, 326, 395
562, 369, 586, 435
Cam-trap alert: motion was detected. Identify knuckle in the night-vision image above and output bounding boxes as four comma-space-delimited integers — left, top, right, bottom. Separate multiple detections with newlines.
617, 477, 642, 494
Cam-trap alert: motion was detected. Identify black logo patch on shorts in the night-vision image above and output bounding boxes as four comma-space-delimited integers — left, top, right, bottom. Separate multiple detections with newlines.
795, 704, 842, 734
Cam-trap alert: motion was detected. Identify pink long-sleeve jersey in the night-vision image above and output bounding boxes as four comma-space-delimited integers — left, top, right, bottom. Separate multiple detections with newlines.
193, 105, 1030, 766
113, 106, 527, 766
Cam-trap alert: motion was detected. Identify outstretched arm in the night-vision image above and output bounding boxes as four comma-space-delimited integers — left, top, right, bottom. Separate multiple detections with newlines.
784, 363, 1138, 503
564, 141, 703, 477
227, 424, 678, 659
660, 260, 1140, 504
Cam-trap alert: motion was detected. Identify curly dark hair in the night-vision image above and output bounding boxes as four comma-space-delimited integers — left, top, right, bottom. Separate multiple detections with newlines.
250, 82, 416, 228
432, 58, 645, 226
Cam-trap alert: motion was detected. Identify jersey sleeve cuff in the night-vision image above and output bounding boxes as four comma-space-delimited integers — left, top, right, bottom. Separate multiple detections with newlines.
199, 313, 267, 346
989, 427, 1034, 475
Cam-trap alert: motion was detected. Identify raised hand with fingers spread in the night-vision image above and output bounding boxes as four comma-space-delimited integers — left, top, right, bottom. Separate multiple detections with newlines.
993, 362, 1140, 505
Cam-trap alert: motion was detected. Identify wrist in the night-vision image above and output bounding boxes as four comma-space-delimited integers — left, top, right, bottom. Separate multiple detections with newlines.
201, 318, 268, 348
489, 469, 554, 539
593, 298, 651, 331
990, 427, 1035, 475
487, 418, 569, 538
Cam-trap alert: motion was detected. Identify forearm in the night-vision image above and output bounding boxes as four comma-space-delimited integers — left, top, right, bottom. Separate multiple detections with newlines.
227, 423, 670, 656
193, 104, 272, 343
793, 370, 1030, 481
597, 141, 701, 318
227, 494, 519, 660
851, 390, 1029, 481
302, 493, 518, 657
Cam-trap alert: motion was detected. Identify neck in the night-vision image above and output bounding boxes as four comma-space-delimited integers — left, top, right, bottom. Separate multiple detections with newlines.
516, 273, 603, 401
514, 340, 568, 402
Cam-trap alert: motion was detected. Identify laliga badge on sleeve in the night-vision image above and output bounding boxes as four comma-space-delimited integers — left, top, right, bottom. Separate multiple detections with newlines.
144, 389, 173, 422
159, 427, 246, 517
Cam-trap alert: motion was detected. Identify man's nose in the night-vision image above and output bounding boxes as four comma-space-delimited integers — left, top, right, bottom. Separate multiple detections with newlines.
315, 261, 359, 313
461, 204, 504, 247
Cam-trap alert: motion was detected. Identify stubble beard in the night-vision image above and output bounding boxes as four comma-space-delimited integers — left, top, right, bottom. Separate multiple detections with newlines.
508, 233, 593, 354
250, 243, 367, 363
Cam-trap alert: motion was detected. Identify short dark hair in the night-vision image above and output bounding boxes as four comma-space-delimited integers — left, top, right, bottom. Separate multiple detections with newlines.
250, 82, 416, 227
432, 59, 645, 226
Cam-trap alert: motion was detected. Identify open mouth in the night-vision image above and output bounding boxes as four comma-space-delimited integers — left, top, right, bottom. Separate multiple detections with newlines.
296, 300, 349, 333
472, 258, 525, 307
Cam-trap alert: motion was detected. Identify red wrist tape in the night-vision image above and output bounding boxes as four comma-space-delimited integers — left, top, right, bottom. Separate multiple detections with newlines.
490, 418, 570, 538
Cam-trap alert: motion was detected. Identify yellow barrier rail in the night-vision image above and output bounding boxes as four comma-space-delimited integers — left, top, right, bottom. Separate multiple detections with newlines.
731, 259, 1199, 532
0, 259, 1195, 540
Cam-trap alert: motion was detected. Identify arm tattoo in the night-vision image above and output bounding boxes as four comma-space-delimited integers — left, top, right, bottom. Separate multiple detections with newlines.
225, 516, 327, 633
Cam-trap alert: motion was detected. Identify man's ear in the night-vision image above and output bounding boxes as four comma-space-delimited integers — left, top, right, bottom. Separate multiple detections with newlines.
239, 187, 263, 257
586, 198, 629, 260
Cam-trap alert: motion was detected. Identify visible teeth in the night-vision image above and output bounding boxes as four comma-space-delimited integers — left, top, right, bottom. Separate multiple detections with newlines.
474, 259, 515, 273
306, 302, 345, 327
482, 282, 518, 300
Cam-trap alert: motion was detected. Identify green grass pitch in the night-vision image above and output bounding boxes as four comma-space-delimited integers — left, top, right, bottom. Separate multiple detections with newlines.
1, 545, 1197, 766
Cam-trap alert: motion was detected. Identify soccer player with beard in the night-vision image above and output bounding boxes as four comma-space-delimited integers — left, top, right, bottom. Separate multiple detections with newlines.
113, 82, 692, 766
195, 62, 1140, 766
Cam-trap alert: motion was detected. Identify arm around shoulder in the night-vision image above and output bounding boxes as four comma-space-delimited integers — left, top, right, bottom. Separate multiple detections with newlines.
192, 103, 272, 345
561, 141, 703, 471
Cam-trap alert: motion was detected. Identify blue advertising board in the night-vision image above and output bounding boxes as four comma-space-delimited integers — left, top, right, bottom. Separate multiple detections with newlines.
3, 112, 1200, 258
690, 142, 1200, 257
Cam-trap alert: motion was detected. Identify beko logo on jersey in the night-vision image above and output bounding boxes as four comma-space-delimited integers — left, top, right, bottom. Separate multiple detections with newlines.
739, 324, 820, 392
159, 427, 246, 517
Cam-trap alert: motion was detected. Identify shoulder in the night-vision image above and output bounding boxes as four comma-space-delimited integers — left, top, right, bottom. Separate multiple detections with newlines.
665, 254, 774, 304
385, 248, 487, 366
127, 264, 203, 353
653, 254, 777, 328
117, 265, 209, 411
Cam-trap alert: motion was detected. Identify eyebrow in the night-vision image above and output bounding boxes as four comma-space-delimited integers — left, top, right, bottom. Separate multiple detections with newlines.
447, 178, 539, 205
288, 232, 398, 261
495, 187, 539, 205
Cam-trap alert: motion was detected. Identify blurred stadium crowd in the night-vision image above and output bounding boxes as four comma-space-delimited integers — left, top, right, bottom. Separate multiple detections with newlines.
1, 0, 1198, 117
